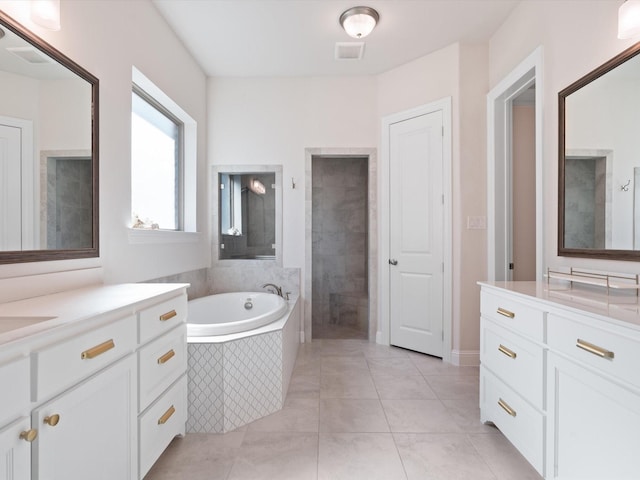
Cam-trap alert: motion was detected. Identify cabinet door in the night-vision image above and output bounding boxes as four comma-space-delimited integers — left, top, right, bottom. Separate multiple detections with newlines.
32, 355, 136, 480
547, 352, 640, 479
0, 417, 31, 480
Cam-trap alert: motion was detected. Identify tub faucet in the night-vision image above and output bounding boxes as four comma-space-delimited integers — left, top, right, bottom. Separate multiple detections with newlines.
262, 283, 283, 297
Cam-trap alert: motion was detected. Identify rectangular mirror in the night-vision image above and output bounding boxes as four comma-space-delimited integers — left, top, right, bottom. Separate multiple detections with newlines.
213, 165, 282, 264
0, 11, 98, 264
559, 42, 640, 260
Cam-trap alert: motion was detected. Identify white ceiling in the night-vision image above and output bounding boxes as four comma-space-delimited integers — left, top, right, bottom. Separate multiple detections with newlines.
152, 0, 520, 77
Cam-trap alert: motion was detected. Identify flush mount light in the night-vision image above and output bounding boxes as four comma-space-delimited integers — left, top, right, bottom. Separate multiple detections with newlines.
618, 0, 640, 39
340, 6, 379, 39
31, 0, 61, 31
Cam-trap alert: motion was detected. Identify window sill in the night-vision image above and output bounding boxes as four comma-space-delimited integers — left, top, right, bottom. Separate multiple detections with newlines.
127, 229, 202, 245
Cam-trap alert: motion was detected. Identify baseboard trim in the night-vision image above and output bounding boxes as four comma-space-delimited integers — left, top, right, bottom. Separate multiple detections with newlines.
450, 349, 480, 367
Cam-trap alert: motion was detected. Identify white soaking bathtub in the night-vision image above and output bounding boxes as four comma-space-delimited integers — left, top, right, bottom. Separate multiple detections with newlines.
187, 292, 288, 336
186, 292, 300, 433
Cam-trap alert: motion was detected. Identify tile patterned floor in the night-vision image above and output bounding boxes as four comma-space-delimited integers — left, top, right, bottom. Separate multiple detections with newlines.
145, 339, 543, 480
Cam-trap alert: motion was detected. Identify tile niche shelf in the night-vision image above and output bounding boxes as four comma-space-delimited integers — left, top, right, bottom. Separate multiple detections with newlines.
546, 268, 640, 294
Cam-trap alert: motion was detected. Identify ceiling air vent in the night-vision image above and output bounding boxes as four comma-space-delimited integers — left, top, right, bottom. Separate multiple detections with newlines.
335, 42, 365, 60
7, 46, 53, 64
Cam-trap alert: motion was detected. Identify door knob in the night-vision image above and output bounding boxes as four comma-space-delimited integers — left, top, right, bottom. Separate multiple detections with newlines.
389, 259, 398, 266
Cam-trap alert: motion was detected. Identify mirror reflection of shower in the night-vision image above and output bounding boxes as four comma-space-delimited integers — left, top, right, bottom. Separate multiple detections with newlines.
42, 152, 93, 249
219, 172, 276, 260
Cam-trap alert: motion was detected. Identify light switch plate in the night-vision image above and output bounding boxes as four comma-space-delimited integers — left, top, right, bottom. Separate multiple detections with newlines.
467, 216, 487, 229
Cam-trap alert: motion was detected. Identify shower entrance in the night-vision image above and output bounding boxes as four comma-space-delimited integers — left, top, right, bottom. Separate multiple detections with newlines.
308, 153, 372, 340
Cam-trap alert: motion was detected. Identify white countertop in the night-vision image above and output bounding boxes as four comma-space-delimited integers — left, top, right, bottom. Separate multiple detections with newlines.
479, 280, 640, 331
0, 283, 188, 351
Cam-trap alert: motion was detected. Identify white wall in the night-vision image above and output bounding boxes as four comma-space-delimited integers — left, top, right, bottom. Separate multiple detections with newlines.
208, 75, 379, 270
0, 0, 210, 285
489, 0, 639, 273
208, 43, 488, 358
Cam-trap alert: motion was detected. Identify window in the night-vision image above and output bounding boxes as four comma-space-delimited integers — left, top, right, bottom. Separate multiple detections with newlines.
131, 87, 182, 230
130, 67, 197, 236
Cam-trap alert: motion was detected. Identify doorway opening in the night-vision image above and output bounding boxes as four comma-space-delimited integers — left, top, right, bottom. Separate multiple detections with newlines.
487, 47, 543, 281
304, 148, 377, 343
311, 156, 369, 339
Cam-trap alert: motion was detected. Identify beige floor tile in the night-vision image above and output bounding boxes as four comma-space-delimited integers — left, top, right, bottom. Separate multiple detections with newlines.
286, 373, 320, 398
382, 399, 463, 433
409, 352, 480, 376
318, 433, 407, 480
367, 357, 422, 377
425, 374, 479, 400
394, 433, 497, 480
320, 355, 370, 375
373, 374, 438, 400
227, 431, 318, 480
145, 431, 245, 480
319, 398, 390, 432
361, 343, 410, 359
293, 358, 321, 376
246, 398, 319, 432
468, 433, 543, 480
441, 398, 499, 433
320, 339, 368, 356
320, 372, 379, 398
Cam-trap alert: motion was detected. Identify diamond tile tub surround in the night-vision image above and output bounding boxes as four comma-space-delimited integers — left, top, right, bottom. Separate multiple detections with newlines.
187, 297, 300, 433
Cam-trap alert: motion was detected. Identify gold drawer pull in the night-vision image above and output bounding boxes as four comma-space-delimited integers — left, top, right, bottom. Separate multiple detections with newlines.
157, 349, 176, 365
498, 398, 517, 417
576, 339, 614, 359
497, 307, 515, 319
43, 414, 60, 427
159, 310, 177, 322
19, 429, 38, 442
498, 344, 517, 359
158, 405, 176, 425
81, 339, 115, 359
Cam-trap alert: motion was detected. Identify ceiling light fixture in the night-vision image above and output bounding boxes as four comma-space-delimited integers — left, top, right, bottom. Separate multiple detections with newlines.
31, 0, 61, 31
618, 0, 640, 39
340, 6, 379, 39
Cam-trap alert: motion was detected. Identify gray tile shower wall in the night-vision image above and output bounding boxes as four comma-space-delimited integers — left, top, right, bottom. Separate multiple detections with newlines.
312, 157, 368, 339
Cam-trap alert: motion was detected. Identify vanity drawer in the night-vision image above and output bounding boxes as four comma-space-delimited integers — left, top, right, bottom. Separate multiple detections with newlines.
481, 291, 545, 342
139, 374, 187, 479
138, 324, 187, 412
32, 315, 137, 401
138, 294, 187, 344
547, 313, 640, 389
480, 366, 544, 475
0, 357, 30, 426
481, 319, 545, 410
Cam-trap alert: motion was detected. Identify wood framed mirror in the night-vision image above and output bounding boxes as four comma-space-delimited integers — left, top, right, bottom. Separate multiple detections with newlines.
559, 42, 640, 261
0, 11, 98, 264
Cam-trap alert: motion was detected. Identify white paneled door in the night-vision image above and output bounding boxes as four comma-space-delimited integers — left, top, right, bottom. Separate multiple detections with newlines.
0, 123, 22, 251
389, 110, 444, 357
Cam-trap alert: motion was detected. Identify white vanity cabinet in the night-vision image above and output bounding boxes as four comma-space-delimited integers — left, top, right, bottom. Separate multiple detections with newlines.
0, 356, 31, 480
136, 295, 188, 479
479, 289, 546, 475
0, 283, 189, 480
0, 417, 32, 480
480, 282, 640, 480
32, 355, 137, 480
546, 312, 640, 479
